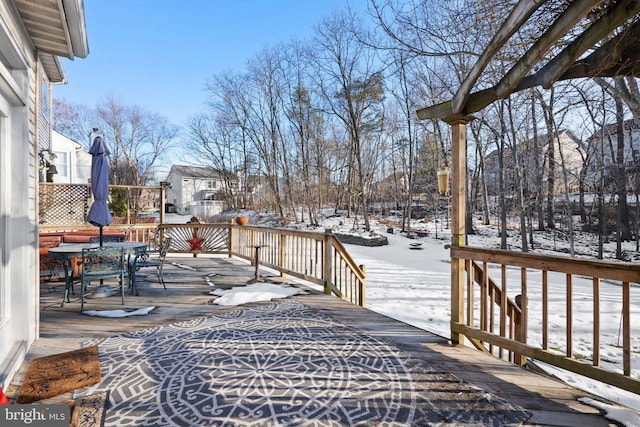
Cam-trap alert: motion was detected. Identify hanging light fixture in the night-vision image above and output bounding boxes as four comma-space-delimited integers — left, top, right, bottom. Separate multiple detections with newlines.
437, 167, 450, 196
38, 149, 58, 182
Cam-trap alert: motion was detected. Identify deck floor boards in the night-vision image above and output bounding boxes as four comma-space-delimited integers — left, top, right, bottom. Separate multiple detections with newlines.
6, 254, 631, 425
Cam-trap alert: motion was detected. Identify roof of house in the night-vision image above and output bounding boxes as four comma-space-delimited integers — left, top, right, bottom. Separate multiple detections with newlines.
170, 165, 226, 179
12, 0, 89, 83
484, 129, 583, 159
586, 118, 640, 142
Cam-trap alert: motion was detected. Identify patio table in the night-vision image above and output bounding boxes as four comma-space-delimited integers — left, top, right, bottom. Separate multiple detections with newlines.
49, 241, 147, 306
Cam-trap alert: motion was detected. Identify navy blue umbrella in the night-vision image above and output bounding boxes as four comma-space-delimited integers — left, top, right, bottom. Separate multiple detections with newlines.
86, 135, 112, 245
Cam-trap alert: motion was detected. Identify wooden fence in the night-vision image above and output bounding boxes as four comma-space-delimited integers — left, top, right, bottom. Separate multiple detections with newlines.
451, 245, 640, 395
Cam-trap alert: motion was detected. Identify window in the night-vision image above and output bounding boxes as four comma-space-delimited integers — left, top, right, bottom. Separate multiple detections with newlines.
207, 180, 216, 189
54, 151, 68, 177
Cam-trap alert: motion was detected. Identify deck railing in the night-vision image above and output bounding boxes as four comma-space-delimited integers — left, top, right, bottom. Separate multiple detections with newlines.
158, 224, 366, 306
451, 245, 640, 394
41, 222, 366, 306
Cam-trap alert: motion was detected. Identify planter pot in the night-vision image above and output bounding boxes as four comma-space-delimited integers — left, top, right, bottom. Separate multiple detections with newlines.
235, 216, 249, 225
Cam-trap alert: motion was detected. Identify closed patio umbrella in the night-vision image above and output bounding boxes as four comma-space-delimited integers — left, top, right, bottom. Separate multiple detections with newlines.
86, 135, 112, 245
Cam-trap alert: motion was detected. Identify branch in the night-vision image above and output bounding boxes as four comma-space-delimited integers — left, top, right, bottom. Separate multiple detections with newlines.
452, 0, 546, 114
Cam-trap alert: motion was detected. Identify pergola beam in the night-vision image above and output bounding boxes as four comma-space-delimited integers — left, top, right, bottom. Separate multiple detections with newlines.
540, 19, 640, 80
417, 0, 640, 122
538, 0, 640, 88
451, 0, 545, 114
495, 0, 604, 99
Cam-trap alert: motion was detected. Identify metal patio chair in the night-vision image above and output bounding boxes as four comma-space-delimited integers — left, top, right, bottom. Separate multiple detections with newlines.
130, 236, 172, 289
79, 246, 126, 312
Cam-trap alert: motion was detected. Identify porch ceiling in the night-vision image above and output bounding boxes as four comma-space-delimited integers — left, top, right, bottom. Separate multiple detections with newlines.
417, 0, 640, 122
13, 0, 88, 82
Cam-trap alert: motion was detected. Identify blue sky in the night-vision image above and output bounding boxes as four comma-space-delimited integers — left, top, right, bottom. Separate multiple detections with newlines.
55, 1, 367, 127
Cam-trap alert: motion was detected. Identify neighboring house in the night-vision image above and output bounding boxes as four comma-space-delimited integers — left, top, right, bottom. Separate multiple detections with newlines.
165, 165, 235, 217
371, 172, 436, 205
50, 130, 92, 184
584, 119, 640, 192
483, 130, 584, 196
0, 1, 88, 390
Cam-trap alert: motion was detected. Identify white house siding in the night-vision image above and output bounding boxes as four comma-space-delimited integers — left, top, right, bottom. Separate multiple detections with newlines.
166, 168, 185, 213
0, 9, 39, 389
0, 0, 88, 390
585, 120, 640, 190
165, 165, 230, 216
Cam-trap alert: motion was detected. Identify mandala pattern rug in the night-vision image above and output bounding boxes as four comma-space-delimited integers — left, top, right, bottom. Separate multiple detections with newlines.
80, 300, 531, 426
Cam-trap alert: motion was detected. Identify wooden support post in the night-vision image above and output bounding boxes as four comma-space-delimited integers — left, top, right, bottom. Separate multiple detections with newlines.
593, 277, 600, 367
623, 281, 631, 376
566, 273, 573, 358
448, 117, 471, 345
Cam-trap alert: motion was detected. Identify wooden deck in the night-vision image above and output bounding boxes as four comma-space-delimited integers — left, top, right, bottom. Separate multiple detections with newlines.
8, 254, 629, 425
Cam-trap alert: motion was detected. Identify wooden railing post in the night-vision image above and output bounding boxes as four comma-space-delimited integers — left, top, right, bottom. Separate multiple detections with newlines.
514, 293, 527, 366
227, 220, 233, 257
159, 181, 167, 225
323, 228, 333, 295
279, 233, 287, 279
359, 264, 366, 306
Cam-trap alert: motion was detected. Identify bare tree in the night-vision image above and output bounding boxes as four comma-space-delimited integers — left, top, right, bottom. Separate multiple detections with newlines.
309, 10, 384, 231
53, 95, 178, 186
52, 99, 97, 145
205, 71, 260, 209
96, 95, 178, 187
281, 41, 332, 225
385, 49, 422, 234
596, 77, 640, 121
185, 112, 246, 208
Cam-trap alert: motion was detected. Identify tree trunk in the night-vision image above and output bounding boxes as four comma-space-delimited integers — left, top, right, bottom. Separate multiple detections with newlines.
614, 94, 631, 251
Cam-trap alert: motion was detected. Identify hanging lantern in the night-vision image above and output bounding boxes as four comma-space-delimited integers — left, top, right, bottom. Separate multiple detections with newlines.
437, 167, 450, 196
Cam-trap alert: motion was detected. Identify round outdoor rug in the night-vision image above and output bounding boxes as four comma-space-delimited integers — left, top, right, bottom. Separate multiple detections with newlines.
80, 300, 530, 426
